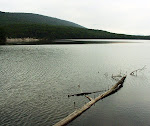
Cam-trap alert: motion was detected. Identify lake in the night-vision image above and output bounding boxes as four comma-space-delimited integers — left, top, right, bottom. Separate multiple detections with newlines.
0, 39, 150, 126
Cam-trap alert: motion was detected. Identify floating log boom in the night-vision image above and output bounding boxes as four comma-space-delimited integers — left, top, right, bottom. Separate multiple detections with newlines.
53, 76, 127, 126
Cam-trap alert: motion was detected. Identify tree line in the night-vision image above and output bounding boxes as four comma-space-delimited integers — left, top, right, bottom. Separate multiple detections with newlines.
0, 24, 150, 44
0, 27, 6, 45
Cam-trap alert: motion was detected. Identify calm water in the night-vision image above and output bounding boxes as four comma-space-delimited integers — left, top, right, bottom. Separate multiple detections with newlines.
0, 40, 150, 126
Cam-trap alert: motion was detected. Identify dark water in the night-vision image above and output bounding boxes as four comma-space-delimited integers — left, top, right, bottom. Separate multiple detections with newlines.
0, 40, 150, 126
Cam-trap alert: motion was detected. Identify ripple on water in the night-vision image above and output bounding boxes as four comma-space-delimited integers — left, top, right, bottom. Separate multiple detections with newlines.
1, 43, 150, 126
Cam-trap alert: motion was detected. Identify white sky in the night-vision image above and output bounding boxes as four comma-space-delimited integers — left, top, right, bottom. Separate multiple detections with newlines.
1, 0, 150, 35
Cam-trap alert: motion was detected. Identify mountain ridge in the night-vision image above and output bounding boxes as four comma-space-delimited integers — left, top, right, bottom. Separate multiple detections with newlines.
0, 12, 84, 28
0, 11, 150, 43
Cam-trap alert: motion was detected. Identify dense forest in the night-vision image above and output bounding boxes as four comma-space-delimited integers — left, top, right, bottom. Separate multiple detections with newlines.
0, 12, 83, 28
0, 11, 150, 44
0, 27, 6, 45
1, 24, 150, 40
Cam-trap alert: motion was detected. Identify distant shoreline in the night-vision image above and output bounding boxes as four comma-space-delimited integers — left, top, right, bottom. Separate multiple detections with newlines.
7, 38, 40, 43
4, 38, 148, 45
6, 38, 42, 45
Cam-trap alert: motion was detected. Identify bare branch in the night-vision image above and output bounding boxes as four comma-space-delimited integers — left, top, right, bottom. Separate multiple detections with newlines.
85, 95, 93, 101
130, 65, 146, 76
111, 73, 123, 81
68, 90, 106, 97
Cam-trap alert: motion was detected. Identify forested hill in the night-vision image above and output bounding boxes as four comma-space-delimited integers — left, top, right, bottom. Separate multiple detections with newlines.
2, 24, 150, 40
0, 11, 150, 42
0, 11, 83, 28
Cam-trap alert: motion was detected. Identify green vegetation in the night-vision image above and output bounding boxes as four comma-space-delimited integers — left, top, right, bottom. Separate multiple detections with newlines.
0, 27, 6, 45
0, 11, 150, 44
2, 24, 150, 40
0, 12, 83, 28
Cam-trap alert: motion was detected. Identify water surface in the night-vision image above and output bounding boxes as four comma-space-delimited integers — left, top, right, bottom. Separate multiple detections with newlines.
0, 40, 150, 126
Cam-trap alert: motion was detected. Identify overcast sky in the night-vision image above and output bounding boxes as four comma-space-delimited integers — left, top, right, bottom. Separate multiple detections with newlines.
1, 0, 150, 35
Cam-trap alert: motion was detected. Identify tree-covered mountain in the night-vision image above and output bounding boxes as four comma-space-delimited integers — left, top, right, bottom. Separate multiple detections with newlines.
0, 11, 83, 28
2, 24, 150, 40
0, 11, 150, 44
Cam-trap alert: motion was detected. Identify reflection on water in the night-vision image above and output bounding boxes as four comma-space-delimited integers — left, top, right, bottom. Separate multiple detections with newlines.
0, 40, 150, 126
